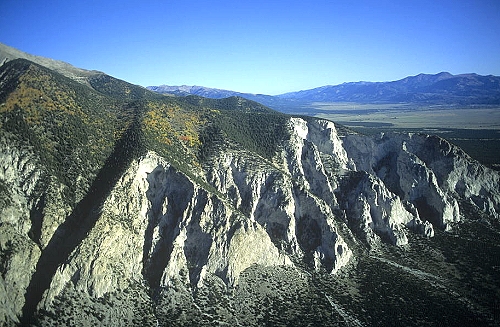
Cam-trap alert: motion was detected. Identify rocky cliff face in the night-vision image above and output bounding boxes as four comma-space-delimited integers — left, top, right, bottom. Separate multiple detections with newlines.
2, 112, 499, 325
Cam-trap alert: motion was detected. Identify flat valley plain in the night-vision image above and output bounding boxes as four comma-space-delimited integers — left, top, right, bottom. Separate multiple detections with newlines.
305, 103, 500, 171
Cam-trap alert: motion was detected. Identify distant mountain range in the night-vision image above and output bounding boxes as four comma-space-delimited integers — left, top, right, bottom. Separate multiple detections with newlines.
147, 85, 289, 110
148, 72, 500, 111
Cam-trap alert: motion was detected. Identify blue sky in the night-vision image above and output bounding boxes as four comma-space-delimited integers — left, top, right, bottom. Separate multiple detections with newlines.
1, 0, 499, 94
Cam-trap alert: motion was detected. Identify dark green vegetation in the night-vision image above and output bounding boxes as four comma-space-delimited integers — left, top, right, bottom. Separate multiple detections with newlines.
149, 75, 500, 170
0, 59, 123, 203
0, 59, 291, 201
332, 206, 500, 326
444, 130, 500, 170
36, 281, 156, 326
184, 96, 290, 159
258, 101, 500, 173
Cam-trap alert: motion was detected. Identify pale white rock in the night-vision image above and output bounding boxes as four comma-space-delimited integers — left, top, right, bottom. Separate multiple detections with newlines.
36, 123, 497, 308
394, 148, 460, 230
0, 136, 44, 320
44, 156, 153, 303
226, 221, 292, 285
38, 178, 73, 248
157, 169, 290, 287
282, 118, 420, 246
205, 138, 353, 275
339, 172, 418, 245
0, 228, 40, 323
301, 118, 349, 171
401, 133, 500, 218
0, 137, 42, 235
338, 131, 499, 231
292, 189, 353, 273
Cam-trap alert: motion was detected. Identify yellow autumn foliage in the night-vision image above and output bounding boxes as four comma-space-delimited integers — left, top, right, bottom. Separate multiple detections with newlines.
143, 101, 204, 148
1, 66, 88, 126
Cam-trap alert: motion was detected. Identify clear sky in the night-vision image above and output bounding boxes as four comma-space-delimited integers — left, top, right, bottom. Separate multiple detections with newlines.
1, 0, 499, 95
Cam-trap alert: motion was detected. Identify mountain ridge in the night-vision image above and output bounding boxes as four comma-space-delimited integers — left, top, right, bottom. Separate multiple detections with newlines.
149, 71, 500, 108
0, 42, 102, 87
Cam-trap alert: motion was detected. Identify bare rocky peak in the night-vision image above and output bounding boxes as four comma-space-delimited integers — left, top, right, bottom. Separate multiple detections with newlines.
0, 42, 99, 86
